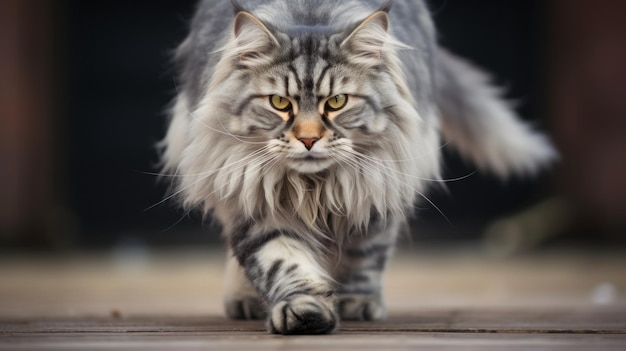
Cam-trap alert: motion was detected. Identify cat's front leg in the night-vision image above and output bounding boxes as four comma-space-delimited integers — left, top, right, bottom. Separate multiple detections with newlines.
223, 252, 266, 320
334, 219, 400, 321
229, 229, 337, 335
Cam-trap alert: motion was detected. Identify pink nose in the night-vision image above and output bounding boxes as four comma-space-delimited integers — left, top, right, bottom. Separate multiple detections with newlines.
298, 137, 319, 150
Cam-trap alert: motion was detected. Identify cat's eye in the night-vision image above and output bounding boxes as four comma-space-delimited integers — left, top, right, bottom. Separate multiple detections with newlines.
325, 94, 348, 111
269, 95, 292, 112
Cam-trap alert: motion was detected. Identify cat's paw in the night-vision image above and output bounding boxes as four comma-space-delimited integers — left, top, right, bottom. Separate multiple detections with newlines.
268, 294, 337, 335
224, 296, 267, 320
337, 293, 386, 321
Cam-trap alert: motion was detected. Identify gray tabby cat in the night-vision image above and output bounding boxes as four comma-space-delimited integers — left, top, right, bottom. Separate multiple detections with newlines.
160, 0, 556, 334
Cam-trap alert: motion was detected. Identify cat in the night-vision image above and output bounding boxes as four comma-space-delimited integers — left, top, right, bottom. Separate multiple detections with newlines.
159, 0, 556, 334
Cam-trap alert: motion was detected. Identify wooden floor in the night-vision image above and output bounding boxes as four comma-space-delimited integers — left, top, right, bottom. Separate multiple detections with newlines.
1, 247, 625, 350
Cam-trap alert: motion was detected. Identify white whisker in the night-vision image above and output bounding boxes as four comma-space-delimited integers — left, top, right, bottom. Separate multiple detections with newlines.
145, 146, 274, 211
159, 209, 193, 233
195, 117, 268, 145
342, 147, 475, 183
145, 145, 272, 179
351, 141, 450, 163
332, 147, 451, 224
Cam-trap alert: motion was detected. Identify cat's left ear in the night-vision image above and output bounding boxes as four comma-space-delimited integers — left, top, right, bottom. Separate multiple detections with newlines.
340, 9, 391, 67
232, 11, 280, 66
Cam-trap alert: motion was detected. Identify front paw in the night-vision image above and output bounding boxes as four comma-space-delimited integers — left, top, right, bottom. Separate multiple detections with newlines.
337, 293, 386, 321
268, 294, 338, 335
225, 296, 267, 320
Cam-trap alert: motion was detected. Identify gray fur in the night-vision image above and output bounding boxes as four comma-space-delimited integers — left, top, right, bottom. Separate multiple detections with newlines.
160, 0, 556, 334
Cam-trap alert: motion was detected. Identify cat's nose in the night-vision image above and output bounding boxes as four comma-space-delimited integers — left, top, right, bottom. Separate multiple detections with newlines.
298, 137, 319, 150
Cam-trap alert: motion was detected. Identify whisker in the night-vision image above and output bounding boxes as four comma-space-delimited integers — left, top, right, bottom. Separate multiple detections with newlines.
198, 151, 279, 201
145, 147, 275, 211
414, 188, 452, 226
143, 145, 272, 179
334, 148, 453, 225
343, 154, 451, 224
160, 209, 193, 233
210, 152, 282, 201
343, 148, 475, 183
351, 141, 451, 163
195, 118, 267, 145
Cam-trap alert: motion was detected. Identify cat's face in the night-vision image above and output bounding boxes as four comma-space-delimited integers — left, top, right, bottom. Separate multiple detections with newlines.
213, 11, 405, 174
232, 56, 390, 173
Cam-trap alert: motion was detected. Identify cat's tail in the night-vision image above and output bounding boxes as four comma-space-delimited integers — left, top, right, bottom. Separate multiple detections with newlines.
434, 47, 557, 178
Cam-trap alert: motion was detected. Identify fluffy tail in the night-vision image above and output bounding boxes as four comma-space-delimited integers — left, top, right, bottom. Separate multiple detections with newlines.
435, 48, 557, 178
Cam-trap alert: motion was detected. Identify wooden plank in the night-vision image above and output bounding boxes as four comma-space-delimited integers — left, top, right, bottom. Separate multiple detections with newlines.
1, 250, 625, 350
1, 328, 626, 351
2, 309, 625, 334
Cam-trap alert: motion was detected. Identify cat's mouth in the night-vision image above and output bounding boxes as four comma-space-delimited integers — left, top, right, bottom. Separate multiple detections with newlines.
301, 154, 328, 161
286, 154, 334, 173
287, 151, 330, 161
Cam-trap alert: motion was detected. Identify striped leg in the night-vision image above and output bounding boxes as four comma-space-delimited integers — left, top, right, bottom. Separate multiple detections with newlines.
334, 219, 400, 321
230, 230, 337, 335
223, 252, 266, 320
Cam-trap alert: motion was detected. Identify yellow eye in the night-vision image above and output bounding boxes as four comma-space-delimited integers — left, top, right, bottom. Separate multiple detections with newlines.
269, 95, 291, 111
325, 94, 348, 111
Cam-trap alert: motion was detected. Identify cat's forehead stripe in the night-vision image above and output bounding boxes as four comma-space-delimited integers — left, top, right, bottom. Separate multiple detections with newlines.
283, 75, 290, 98
315, 64, 332, 94
279, 54, 336, 103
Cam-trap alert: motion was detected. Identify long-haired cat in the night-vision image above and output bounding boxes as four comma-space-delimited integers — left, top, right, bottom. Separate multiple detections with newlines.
159, 0, 556, 334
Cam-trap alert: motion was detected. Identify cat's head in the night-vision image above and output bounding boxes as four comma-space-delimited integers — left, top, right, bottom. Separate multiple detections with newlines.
201, 5, 420, 174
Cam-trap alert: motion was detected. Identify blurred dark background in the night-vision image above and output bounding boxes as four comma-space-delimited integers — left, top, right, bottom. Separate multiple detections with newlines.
1, 0, 625, 252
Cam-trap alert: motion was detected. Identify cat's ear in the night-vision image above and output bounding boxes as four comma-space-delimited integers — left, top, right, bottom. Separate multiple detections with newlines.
232, 11, 280, 66
340, 11, 391, 67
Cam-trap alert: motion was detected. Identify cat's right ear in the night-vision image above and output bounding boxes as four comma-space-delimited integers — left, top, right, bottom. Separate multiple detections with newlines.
340, 11, 391, 68
232, 11, 280, 67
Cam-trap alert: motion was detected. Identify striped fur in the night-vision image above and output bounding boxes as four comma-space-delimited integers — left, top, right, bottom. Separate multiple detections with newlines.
160, 0, 556, 334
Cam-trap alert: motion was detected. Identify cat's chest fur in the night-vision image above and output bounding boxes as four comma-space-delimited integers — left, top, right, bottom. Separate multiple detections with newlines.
247, 167, 386, 233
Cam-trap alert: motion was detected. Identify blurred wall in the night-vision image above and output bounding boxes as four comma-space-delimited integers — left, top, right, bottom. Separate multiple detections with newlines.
0, 0, 57, 244
63, 1, 198, 246
550, 0, 626, 232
